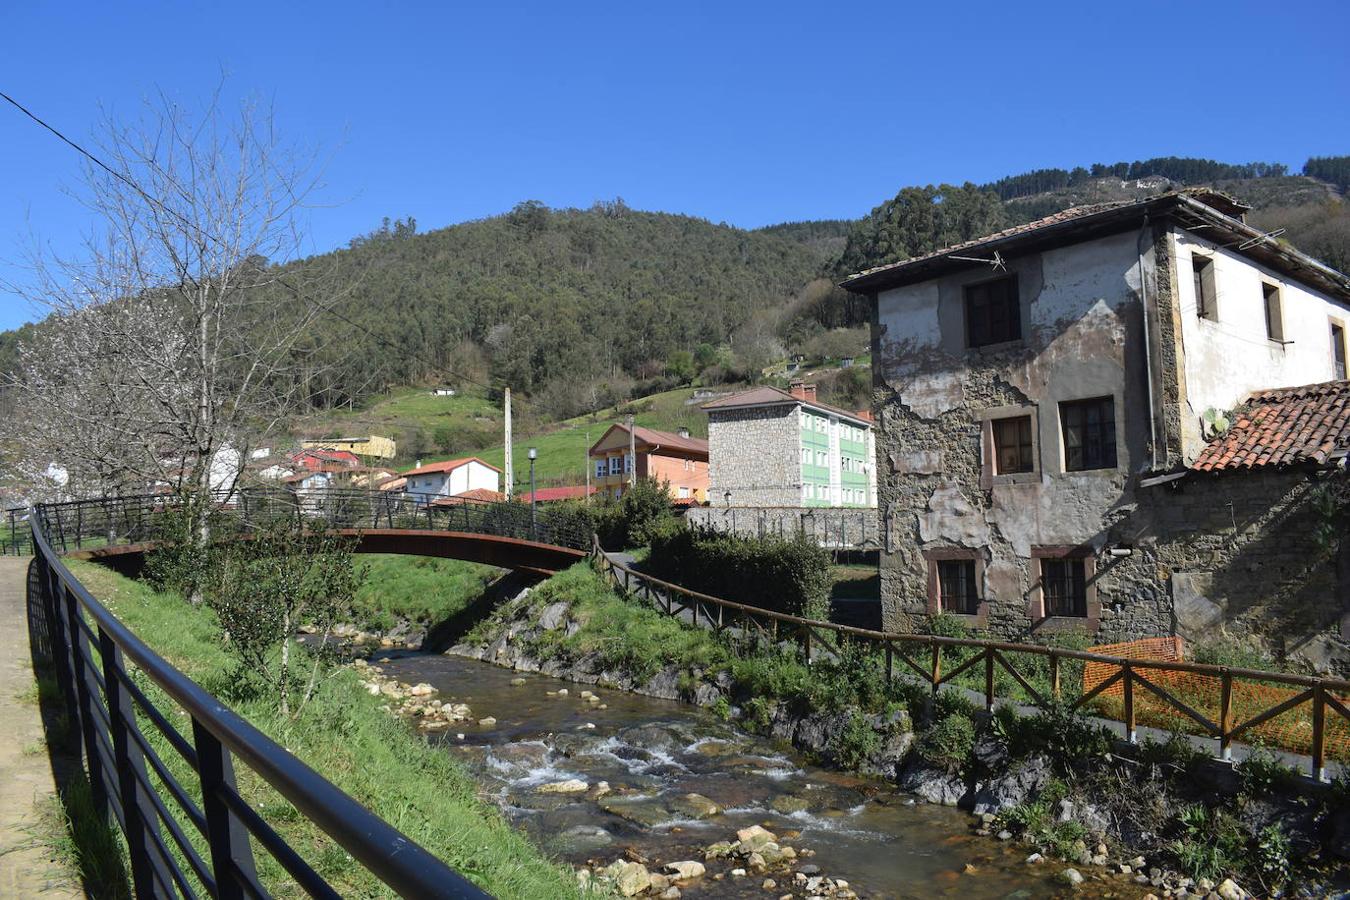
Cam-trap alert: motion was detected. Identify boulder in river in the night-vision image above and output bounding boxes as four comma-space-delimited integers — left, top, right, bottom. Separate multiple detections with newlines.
736, 824, 777, 851
664, 860, 705, 880
537, 778, 589, 794
668, 792, 721, 820
603, 859, 652, 897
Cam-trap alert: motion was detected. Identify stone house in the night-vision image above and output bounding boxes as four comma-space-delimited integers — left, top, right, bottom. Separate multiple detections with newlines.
588, 424, 709, 502
841, 190, 1350, 672
702, 382, 876, 508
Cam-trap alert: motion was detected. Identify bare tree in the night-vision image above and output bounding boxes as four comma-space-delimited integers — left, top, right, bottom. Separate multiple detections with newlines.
3, 89, 343, 510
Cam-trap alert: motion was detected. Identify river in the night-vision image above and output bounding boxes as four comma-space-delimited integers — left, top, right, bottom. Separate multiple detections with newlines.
372, 650, 1148, 899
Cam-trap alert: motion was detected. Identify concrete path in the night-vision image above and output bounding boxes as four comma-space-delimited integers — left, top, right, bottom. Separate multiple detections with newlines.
0, 556, 84, 898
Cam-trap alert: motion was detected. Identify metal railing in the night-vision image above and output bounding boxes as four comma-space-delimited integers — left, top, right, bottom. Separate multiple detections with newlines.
33, 487, 594, 556
593, 536, 1350, 780
4, 506, 31, 555
29, 507, 491, 898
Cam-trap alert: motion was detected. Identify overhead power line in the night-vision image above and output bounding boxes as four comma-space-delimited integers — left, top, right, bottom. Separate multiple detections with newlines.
0, 88, 531, 411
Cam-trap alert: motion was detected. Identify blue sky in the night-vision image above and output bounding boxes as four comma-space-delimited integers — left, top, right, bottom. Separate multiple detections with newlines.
3, 0, 1349, 331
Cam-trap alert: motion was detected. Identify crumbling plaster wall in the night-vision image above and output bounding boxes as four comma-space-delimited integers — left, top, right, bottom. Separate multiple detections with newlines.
874, 230, 1162, 637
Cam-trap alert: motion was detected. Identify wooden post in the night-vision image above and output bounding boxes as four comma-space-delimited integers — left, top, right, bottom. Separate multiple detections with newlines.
1219, 671, 1233, 761
930, 643, 941, 696
1049, 652, 1060, 703
802, 627, 811, 664
1123, 662, 1136, 744
1311, 683, 1326, 781
984, 649, 995, 711
885, 645, 893, 682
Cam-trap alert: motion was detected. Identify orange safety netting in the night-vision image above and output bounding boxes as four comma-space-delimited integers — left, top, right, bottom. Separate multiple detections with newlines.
1081, 637, 1350, 762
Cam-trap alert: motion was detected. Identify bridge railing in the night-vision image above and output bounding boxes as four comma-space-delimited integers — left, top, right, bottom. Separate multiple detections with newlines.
593, 535, 1350, 780
35, 486, 594, 555
29, 509, 490, 898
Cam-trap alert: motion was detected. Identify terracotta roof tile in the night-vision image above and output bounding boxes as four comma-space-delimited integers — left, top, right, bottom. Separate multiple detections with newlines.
1190, 380, 1350, 473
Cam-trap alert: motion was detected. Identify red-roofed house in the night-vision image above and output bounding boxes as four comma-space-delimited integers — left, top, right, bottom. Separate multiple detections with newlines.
588, 424, 709, 502
520, 485, 598, 504
841, 189, 1350, 664
291, 448, 361, 471
401, 458, 502, 506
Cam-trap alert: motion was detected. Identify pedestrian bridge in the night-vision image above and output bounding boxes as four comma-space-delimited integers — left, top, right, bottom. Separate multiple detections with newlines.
39, 488, 591, 576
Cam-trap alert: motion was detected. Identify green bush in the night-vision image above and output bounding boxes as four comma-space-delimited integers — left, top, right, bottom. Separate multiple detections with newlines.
645, 527, 831, 619
917, 713, 975, 773
1235, 745, 1297, 798
589, 478, 677, 548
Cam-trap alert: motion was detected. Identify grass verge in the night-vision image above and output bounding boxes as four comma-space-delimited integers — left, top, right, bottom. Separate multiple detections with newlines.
350, 554, 501, 632
66, 560, 585, 899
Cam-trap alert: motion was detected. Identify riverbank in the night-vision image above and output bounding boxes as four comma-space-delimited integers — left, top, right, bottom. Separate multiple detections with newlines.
448, 561, 1350, 898
65, 560, 586, 899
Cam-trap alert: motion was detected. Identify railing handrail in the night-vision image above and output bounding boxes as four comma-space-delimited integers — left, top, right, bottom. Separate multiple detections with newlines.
592, 534, 1350, 694
30, 508, 490, 898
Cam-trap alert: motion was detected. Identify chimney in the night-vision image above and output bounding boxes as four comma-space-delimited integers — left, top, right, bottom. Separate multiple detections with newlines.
677, 427, 690, 439
790, 381, 817, 403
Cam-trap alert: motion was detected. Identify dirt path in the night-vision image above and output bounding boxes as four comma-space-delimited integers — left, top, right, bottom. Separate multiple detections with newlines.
0, 556, 84, 898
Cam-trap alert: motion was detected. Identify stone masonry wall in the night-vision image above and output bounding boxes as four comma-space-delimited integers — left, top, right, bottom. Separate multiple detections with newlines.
706, 406, 800, 506
685, 505, 880, 549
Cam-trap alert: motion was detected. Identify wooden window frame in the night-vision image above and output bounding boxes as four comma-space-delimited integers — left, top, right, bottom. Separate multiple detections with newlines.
1191, 252, 1218, 321
964, 274, 1022, 348
925, 548, 988, 625
1332, 317, 1348, 381
1028, 546, 1099, 634
1059, 396, 1118, 473
1262, 283, 1284, 344
979, 405, 1039, 488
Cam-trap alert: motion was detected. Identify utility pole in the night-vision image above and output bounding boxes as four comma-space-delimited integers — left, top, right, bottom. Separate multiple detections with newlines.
584, 431, 590, 504
627, 414, 636, 491
503, 387, 513, 498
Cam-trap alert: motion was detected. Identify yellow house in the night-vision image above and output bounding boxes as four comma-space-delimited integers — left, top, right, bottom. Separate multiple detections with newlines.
301, 435, 397, 460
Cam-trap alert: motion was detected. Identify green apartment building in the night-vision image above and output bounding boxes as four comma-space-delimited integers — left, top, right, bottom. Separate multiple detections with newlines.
703, 383, 876, 508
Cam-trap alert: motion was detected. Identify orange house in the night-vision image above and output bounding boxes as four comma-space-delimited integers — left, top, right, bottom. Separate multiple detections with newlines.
588, 424, 709, 502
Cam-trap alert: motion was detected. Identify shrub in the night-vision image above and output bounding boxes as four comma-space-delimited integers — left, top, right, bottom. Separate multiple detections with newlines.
590, 478, 676, 549
918, 713, 975, 773
830, 710, 881, 769
1235, 745, 1297, 798
1168, 804, 1244, 883
645, 527, 831, 619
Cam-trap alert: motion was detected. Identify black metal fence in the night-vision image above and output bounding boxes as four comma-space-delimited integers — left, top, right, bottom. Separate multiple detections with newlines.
33, 487, 594, 555
29, 507, 491, 898
4, 506, 31, 555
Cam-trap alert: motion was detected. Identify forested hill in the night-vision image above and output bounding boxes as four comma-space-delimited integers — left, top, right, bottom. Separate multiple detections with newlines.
261, 200, 829, 412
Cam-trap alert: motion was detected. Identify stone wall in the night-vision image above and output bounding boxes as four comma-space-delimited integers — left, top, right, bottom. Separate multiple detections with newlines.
706, 406, 800, 506
685, 505, 880, 549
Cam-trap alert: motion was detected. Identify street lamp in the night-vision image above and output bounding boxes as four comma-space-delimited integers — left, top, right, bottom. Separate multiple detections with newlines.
528, 447, 538, 538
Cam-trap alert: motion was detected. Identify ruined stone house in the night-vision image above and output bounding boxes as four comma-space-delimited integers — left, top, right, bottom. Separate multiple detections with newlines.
841, 190, 1350, 673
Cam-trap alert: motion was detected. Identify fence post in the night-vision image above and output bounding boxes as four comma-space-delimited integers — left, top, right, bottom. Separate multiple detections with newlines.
884, 645, 893, 682
1311, 683, 1326, 781
802, 626, 811, 664
1049, 652, 1060, 703
63, 584, 109, 816
1123, 662, 1136, 744
1219, 670, 1233, 761
193, 721, 259, 899
930, 643, 941, 697
984, 649, 995, 711
99, 630, 163, 896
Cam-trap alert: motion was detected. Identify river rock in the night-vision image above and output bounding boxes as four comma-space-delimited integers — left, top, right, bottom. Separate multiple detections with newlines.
603, 860, 651, 897
1060, 868, 1084, 886
509, 676, 527, 686
737, 825, 777, 851
477, 716, 497, 727
771, 795, 810, 815
898, 764, 967, 807
537, 778, 589, 794
598, 795, 673, 828
668, 793, 721, 820
664, 861, 706, 880
539, 601, 570, 631
1216, 879, 1246, 900
972, 755, 1050, 815
554, 824, 613, 855
409, 682, 435, 696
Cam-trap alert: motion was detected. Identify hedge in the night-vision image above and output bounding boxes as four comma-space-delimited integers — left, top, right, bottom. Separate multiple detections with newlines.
644, 527, 831, 620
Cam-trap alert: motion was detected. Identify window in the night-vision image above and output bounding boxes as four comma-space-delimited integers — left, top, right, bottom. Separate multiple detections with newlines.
964, 276, 1021, 347
1191, 254, 1217, 321
594, 459, 606, 480
1333, 321, 1348, 380
1040, 558, 1087, 617
817, 450, 827, 467
937, 560, 979, 615
992, 415, 1034, 474
1060, 397, 1117, 471
801, 446, 810, 464
678, 486, 690, 499
624, 454, 633, 473
1263, 283, 1284, 343
608, 456, 622, 476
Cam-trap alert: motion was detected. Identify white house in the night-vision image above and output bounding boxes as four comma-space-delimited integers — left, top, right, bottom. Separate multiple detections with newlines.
400, 457, 501, 505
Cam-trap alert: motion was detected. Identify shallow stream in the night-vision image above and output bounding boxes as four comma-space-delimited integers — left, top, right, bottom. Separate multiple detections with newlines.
373, 651, 1147, 899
